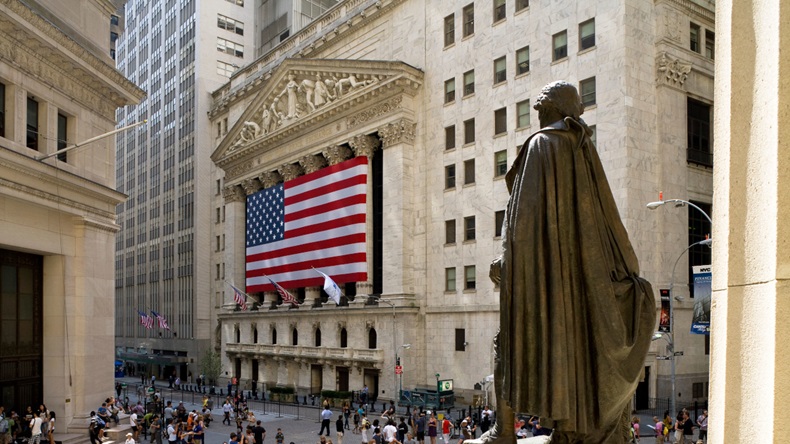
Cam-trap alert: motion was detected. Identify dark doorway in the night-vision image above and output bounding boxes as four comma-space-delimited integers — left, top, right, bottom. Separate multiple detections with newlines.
363, 369, 379, 402
0, 249, 43, 413
337, 367, 349, 392
635, 365, 650, 410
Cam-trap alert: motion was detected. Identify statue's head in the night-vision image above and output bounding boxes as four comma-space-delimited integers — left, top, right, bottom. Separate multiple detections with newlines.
533, 81, 584, 121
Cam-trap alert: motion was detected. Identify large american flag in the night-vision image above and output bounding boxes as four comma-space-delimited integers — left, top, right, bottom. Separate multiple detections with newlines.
245, 156, 368, 292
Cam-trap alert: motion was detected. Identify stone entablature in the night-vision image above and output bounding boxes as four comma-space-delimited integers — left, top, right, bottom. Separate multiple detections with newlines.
226, 343, 384, 367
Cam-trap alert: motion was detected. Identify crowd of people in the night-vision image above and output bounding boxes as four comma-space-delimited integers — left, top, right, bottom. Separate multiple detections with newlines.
0, 404, 56, 444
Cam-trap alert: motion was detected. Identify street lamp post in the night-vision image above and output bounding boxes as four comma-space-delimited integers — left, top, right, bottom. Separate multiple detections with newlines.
396, 344, 411, 405
646, 196, 713, 417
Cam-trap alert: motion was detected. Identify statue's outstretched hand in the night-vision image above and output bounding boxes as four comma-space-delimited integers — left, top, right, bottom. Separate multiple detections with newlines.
489, 257, 502, 285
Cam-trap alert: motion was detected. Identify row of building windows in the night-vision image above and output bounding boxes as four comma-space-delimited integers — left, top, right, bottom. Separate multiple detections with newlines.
0, 82, 71, 162
444, 210, 506, 245
218, 14, 244, 35
233, 325, 375, 349
444, 0, 531, 46
217, 37, 243, 57
443, 149, 509, 189
690, 22, 715, 60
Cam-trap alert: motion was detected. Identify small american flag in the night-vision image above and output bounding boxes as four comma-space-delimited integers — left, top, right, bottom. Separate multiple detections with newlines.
229, 283, 248, 310
267, 277, 300, 306
151, 311, 170, 330
138, 310, 153, 329
245, 156, 368, 292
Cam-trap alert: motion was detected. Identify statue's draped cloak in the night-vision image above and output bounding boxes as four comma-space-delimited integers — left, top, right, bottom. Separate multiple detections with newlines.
499, 117, 655, 440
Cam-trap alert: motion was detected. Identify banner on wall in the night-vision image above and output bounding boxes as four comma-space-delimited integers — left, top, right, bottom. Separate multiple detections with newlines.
690, 265, 712, 335
658, 288, 671, 333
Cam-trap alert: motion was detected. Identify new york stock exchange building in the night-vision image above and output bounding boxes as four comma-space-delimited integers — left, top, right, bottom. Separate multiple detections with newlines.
207, 0, 715, 408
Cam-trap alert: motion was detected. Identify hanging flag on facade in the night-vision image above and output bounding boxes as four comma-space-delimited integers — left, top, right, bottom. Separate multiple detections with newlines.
267, 276, 301, 306
229, 282, 248, 310
245, 156, 368, 293
314, 268, 343, 305
138, 310, 153, 329
151, 311, 170, 330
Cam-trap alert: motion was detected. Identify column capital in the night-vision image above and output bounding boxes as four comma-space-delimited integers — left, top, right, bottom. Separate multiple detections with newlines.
258, 171, 282, 189
241, 178, 262, 195
279, 163, 304, 181
349, 134, 381, 158
299, 154, 328, 174
223, 185, 246, 203
323, 145, 353, 165
378, 118, 417, 148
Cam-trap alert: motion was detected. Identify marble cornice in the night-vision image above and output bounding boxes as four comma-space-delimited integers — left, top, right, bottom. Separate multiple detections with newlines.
0, 0, 144, 110
0, 146, 126, 217
0, 177, 118, 220
656, 0, 714, 24
209, 0, 408, 114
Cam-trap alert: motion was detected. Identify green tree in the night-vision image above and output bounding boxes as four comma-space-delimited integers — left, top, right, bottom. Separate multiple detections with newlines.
200, 349, 222, 386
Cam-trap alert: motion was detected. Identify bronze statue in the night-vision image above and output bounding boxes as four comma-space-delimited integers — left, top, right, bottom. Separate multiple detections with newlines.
484, 81, 656, 443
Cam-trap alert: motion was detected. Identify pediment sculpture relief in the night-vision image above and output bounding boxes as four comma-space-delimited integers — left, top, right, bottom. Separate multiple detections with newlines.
230, 71, 382, 151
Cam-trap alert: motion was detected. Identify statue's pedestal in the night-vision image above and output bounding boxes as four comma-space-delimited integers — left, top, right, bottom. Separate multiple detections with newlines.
463, 437, 551, 444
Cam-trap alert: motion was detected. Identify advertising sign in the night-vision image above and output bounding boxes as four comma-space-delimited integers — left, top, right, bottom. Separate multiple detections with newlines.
658, 289, 671, 333
691, 265, 711, 335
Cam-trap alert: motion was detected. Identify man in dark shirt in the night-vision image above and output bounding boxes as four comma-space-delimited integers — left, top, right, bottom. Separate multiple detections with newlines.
252, 420, 266, 444
415, 412, 426, 444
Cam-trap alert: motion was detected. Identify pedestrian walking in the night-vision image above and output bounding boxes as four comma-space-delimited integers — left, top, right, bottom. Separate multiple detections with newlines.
696, 411, 707, 442
319, 406, 333, 436
336, 416, 345, 444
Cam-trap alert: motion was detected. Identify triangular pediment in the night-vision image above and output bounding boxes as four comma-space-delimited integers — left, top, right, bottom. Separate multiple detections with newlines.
212, 58, 423, 164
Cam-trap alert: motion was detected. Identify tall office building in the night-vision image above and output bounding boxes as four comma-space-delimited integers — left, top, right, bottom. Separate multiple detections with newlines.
113, 0, 257, 376
210, 0, 714, 408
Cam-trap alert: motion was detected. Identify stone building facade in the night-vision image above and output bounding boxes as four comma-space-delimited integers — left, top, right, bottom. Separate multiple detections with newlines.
209, 0, 715, 407
0, 0, 142, 428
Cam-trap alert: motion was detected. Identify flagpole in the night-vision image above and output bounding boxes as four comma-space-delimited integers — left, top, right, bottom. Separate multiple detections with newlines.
225, 280, 262, 305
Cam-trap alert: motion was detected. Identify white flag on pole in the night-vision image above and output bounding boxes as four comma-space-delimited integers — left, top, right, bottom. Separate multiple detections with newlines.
314, 268, 343, 305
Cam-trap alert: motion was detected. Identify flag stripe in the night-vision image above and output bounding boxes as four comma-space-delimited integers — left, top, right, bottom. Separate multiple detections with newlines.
246, 157, 368, 293
251, 272, 367, 293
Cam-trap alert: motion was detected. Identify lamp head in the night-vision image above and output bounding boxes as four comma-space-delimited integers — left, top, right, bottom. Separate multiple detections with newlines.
652, 332, 664, 341
403, 344, 411, 349
646, 201, 665, 209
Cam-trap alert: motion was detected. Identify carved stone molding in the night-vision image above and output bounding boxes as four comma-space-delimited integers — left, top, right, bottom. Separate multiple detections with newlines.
299, 154, 328, 174
346, 95, 403, 128
378, 118, 416, 148
241, 178, 262, 195
366, 320, 375, 330
323, 145, 353, 165
349, 134, 381, 158
222, 185, 246, 203
279, 163, 304, 181
656, 52, 692, 87
258, 171, 282, 189
356, 281, 373, 295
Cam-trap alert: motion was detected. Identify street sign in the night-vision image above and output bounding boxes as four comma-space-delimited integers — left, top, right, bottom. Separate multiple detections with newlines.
438, 379, 453, 391
395, 365, 403, 375
656, 356, 672, 360
674, 351, 684, 356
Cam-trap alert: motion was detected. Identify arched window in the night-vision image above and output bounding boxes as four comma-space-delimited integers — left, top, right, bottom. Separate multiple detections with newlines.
253, 326, 258, 344
368, 328, 377, 349
272, 328, 277, 345
315, 328, 322, 347
235, 326, 240, 343
340, 328, 348, 348
292, 328, 299, 346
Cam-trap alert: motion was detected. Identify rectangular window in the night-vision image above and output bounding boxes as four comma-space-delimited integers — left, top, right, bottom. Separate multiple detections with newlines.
553, 30, 568, 61
216, 207, 221, 223
455, 328, 466, 351
692, 382, 704, 399
464, 118, 475, 144
579, 19, 595, 50
494, 56, 507, 84
690, 23, 701, 53
445, 125, 456, 150
494, 108, 507, 135
445, 267, 456, 291
495, 210, 505, 237
0, 82, 5, 137
217, 37, 243, 57
580, 77, 596, 106
463, 3, 475, 37
494, 150, 507, 177
464, 216, 476, 241
705, 30, 715, 59
463, 70, 475, 96
464, 265, 476, 289
464, 159, 475, 185
217, 60, 236, 77
216, 236, 221, 252
218, 14, 244, 35
26, 97, 38, 150
444, 14, 455, 46
687, 98, 712, 166
516, 0, 529, 12
216, 179, 221, 195
517, 100, 531, 128
444, 78, 456, 103
516, 46, 530, 75
493, 0, 506, 22
445, 220, 456, 244
56, 113, 68, 162
445, 164, 456, 189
